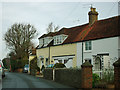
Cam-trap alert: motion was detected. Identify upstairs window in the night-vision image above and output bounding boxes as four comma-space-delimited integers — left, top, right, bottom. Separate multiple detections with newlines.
85, 41, 92, 51
39, 38, 43, 48
39, 37, 53, 48
44, 37, 53, 47
54, 34, 68, 45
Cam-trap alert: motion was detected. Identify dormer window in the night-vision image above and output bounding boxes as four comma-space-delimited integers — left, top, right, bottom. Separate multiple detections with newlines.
43, 37, 53, 47
54, 34, 68, 45
39, 37, 53, 48
39, 38, 43, 48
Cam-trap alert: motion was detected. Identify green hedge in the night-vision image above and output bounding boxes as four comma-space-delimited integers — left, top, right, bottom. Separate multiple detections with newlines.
53, 63, 66, 68
30, 57, 40, 75
92, 73, 100, 88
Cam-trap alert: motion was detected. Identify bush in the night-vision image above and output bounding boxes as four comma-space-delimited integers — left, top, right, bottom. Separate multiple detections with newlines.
53, 63, 66, 68
10, 59, 18, 71
92, 73, 100, 88
17, 60, 23, 68
30, 57, 39, 75
92, 69, 114, 88
17, 59, 28, 69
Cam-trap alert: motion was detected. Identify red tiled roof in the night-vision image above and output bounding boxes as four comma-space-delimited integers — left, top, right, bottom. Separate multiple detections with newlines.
38, 32, 57, 39
84, 16, 120, 41
64, 15, 120, 43
38, 15, 120, 45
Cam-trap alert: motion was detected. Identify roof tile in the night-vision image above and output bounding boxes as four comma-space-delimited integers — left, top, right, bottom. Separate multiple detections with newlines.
38, 15, 120, 46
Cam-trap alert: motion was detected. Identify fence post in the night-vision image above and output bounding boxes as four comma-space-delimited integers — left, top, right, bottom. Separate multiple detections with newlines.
53, 69, 55, 81
113, 58, 120, 89
81, 60, 93, 89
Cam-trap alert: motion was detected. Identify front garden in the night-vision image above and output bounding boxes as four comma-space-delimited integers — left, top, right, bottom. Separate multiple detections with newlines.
93, 69, 114, 88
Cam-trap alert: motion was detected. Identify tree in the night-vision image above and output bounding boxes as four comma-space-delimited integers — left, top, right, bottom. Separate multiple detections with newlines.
46, 22, 59, 33
4, 23, 37, 61
2, 58, 10, 69
8, 51, 17, 71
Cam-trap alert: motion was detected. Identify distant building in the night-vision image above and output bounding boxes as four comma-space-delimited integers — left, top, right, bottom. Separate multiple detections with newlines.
29, 47, 36, 74
36, 7, 120, 72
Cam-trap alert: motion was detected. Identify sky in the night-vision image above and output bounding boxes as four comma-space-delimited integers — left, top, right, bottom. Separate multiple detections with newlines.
0, 0, 119, 59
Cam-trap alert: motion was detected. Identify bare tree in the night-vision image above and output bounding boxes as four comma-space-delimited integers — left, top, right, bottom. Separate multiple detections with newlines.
4, 23, 37, 60
46, 22, 59, 33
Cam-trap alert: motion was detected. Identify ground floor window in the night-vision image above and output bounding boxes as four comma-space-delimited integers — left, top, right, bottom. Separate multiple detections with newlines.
58, 60, 62, 63
54, 58, 73, 68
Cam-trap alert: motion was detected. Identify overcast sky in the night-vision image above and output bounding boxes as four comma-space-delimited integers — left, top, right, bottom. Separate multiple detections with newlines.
0, 0, 119, 59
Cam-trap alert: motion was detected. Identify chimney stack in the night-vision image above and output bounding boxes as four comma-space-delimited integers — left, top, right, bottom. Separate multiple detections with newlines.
88, 7, 98, 25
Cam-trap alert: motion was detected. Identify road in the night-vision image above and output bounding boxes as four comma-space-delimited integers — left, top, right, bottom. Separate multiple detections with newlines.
2, 72, 76, 90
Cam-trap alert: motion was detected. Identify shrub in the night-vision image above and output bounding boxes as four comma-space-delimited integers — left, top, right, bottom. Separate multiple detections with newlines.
17, 60, 23, 68
30, 57, 38, 75
10, 59, 18, 71
53, 63, 66, 68
92, 73, 100, 88
17, 59, 28, 69
92, 69, 114, 88
102, 69, 114, 84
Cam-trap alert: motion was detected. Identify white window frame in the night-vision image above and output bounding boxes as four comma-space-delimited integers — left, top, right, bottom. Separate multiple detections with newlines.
84, 41, 92, 52
39, 38, 43, 48
53, 34, 68, 45
43, 37, 53, 47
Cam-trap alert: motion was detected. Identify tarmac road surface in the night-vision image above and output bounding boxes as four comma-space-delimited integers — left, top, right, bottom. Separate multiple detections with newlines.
2, 72, 77, 90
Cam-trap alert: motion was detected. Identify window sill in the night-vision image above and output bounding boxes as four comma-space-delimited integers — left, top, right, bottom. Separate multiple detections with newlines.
84, 50, 92, 53
54, 43, 62, 45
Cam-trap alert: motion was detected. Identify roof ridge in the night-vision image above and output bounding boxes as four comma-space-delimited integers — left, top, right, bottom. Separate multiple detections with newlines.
97, 15, 119, 23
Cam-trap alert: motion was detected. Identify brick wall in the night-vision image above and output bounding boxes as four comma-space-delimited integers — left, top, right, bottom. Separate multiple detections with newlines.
81, 66, 93, 88
113, 58, 120, 88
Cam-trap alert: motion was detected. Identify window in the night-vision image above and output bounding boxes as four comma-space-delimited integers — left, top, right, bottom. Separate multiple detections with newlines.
58, 60, 62, 63
64, 60, 68, 64
43, 37, 53, 47
39, 39, 43, 48
54, 34, 68, 45
44, 38, 49, 47
85, 41, 92, 51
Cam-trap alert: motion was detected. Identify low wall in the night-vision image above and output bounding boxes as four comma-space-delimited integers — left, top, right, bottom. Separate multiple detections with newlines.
55, 68, 82, 88
43, 60, 92, 89
113, 58, 120, 88
43, 68, 53, 80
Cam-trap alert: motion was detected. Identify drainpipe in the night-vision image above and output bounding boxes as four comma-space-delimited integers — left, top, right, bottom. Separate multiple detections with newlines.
82, 42, 83, 64
49, 46, 50, 64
